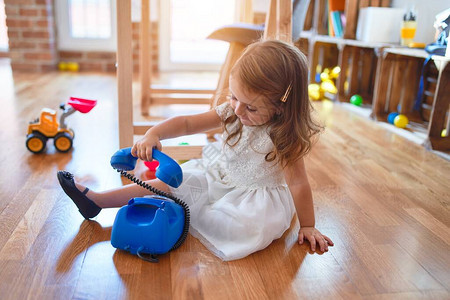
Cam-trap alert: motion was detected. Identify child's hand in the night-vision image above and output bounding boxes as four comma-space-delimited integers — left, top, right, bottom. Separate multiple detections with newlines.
131, 133, 162, 162
298, 227, 334, 252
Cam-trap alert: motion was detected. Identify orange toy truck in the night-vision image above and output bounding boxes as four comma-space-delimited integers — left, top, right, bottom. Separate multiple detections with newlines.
26, 97, 97, 153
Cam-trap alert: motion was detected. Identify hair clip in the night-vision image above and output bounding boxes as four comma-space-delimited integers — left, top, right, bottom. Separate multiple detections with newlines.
280, 82, 292, 102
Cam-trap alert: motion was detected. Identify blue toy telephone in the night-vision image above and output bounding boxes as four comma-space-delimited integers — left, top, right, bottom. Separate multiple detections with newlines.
109, 147, 189, 262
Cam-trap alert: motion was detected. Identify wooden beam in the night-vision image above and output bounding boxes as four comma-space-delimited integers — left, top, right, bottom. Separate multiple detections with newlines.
372, 52, 393, 119
140, 0, 151, 115
277, 0, 292, 42
264, 0, 277, 40
133, 122, 159, 135
427, 60, 450, 151
117, 0, 134, 148
162, 146, 204, 160
337, 44, 351, 101
150, 88, 215, 95
239, 0, 254, 23
150, 96, 211, 105
344, 0, 358, 39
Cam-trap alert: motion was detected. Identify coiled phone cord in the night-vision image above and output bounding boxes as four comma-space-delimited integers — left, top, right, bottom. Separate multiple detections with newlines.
113, 168, 190, 253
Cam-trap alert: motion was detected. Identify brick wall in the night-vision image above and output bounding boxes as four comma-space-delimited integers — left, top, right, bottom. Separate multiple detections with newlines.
4, 0, 160, 73
4, 0, 57, 72
3, 3, 265, 74
58, 50, 116, 73
57, 21, 159, 73
132, 21, 159, 73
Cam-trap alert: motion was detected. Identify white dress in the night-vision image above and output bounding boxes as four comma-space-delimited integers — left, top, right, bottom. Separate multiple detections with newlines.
169, 102, 296, 261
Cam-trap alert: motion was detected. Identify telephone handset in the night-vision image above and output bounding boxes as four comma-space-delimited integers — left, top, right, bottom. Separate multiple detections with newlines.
110, 147, 183, 188
110, 147, 189, 262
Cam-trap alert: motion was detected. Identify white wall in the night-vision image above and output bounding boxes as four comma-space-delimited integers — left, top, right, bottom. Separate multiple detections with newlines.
254, 0, 270, 12
391, 0, 450, 44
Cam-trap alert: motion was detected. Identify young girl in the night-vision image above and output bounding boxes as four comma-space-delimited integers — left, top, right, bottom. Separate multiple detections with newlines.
58, 39, 334, 261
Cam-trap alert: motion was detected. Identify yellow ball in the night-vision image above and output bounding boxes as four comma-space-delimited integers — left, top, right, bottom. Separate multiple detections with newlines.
308, 83, 323, 101
321, 80, 338, 94
58, 62, 67, 71
320, 69, 330, 82
394, 114, 409, 128
442, 129, 447, 137
67, 62, 79, 72
330, 66, 341, 79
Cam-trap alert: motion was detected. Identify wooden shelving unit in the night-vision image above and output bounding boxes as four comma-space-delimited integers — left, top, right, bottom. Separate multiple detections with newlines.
299, 0, 392, 104
300, 0, 449, 151
372, 48, 450, 151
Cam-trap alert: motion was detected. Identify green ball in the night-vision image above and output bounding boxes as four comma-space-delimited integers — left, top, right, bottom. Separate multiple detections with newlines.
350, 94, 363, 106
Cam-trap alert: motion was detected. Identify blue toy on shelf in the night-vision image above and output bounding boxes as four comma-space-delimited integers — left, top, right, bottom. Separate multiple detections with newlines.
387, 112, 400, 124
109, 147, 189, 262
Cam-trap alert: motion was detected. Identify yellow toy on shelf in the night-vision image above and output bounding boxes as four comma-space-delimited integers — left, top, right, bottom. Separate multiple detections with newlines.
308, 66, 340, 101
58, 62, 80, 72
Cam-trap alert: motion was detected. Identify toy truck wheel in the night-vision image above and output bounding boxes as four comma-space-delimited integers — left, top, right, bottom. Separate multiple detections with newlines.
54, 132, 73, 152
26, 133, 47, 153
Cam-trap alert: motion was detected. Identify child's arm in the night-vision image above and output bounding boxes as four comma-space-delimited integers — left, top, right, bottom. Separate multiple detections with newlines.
283, 157, 334, 252
132, 110, 222, 161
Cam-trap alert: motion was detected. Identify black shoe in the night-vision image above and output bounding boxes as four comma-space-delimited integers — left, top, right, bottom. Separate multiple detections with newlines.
57, 170, 102, 219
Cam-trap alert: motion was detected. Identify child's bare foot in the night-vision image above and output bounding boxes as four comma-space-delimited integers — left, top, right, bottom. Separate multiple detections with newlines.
57, 171, 102, 219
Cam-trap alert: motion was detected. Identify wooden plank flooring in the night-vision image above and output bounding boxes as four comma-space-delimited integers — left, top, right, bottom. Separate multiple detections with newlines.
0, 58, 449, 299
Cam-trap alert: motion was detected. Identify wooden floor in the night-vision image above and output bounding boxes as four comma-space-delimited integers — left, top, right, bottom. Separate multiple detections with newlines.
0, 58, 449, 299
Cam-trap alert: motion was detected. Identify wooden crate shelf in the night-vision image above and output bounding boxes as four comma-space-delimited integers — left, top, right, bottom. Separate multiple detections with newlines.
372, 48, 450, 151
373, 48, 432, 120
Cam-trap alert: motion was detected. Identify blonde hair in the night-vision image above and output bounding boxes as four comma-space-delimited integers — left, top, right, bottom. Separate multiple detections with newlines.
224, 39, 322, 168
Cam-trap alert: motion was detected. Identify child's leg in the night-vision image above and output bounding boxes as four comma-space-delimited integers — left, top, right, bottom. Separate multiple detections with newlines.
75, 179, 170, 208
75, 179, 171, 208
58, 170, 172, 219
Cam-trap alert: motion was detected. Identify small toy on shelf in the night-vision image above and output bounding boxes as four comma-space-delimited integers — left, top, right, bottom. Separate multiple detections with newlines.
26, 97, 97, 154
58, 62, 68, 71
321, 80, 338, 95
308, 83, 324, 101
408, 42, 426, 48
329, 66, 341, 80
350, 94, 363, 106
308, 66, 340, 101
393, 114, 409, 129
67, 62, 80, 72
387, 112, 400, 124
58, 61, 80, 72
401, 7, 417, 46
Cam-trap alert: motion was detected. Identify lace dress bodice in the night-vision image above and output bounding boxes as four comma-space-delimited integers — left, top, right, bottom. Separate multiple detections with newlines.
209, 102, 286, 189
